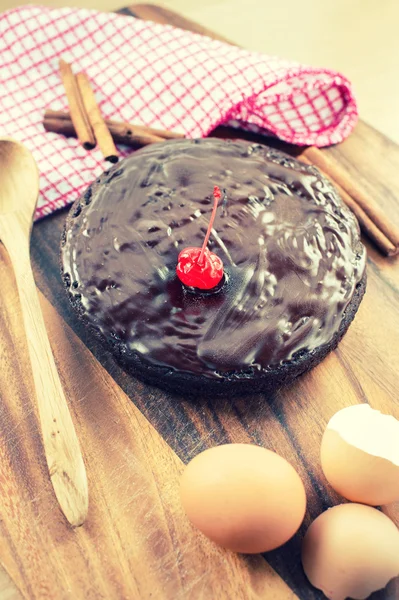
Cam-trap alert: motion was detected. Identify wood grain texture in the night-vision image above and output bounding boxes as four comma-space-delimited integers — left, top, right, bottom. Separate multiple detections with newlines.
0, 140, 88, 528
0, 4, 398, 599
0, 565, 23, 600
0, 246, 296, 600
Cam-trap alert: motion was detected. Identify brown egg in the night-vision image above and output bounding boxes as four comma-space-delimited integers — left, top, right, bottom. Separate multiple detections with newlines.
321, 404, 399, 505
302, 504, 399, 600
180, 443, 306, 554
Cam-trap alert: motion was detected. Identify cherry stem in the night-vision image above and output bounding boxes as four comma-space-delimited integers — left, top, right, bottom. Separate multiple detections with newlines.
198, 186, 221, 265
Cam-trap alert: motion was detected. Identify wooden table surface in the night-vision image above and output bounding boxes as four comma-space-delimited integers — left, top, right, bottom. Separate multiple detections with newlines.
1, 4, 399, 599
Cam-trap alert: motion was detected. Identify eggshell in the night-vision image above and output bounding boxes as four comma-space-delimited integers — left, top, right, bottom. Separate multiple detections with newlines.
302, 504, 399, 600
180, 443, 306, 554
321, 404, 399, 505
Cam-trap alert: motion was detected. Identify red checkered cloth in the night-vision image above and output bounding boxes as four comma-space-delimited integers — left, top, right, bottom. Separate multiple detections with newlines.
0, 6, 358, 221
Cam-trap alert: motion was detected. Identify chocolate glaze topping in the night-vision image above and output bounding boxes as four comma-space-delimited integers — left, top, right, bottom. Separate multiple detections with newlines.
62, 139, 366, 379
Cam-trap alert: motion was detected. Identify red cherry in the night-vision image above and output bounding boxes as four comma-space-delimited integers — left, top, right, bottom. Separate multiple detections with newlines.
177, 247, 224, 289
176, 186, 224, 290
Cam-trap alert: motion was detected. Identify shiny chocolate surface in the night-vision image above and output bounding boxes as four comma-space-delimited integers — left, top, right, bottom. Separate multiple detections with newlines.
62, 139, 366, 378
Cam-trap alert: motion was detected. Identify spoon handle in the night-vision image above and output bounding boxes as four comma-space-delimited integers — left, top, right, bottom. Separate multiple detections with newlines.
1, 218, 88, 527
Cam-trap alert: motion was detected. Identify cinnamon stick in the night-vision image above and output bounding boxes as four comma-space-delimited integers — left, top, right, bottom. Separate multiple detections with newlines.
299, 154, 398, 256
302, 146, 399, 249
44, 109, 185, 141
105, 121, 167, 145
338, 188, 397, 256
43, 117, 165, 147
45, 98, 397, 256
76, 72, 119, 163
58, 60, 95, 150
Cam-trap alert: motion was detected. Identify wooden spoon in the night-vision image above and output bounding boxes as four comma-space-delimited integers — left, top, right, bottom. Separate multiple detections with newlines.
0, 139, 88, 527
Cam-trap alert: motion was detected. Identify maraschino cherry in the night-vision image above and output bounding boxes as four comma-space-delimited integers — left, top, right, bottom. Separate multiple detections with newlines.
176, 186, 224, 290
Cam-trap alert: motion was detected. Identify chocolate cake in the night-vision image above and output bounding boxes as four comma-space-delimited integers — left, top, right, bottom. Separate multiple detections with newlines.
61, 139, 366, 396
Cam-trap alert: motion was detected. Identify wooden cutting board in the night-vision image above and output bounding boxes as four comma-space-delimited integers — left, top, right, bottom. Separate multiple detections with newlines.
1, 4, 398, 599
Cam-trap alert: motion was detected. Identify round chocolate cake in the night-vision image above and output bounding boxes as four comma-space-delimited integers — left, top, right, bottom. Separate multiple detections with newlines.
61, 139, 366, 396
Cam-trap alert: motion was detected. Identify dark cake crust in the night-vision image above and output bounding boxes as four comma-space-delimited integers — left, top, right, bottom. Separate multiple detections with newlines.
61, 139, 366, 397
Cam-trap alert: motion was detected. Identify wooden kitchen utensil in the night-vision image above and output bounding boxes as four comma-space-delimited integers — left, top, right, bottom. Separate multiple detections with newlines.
0, 139, 88, 527
0, 6, 398, 599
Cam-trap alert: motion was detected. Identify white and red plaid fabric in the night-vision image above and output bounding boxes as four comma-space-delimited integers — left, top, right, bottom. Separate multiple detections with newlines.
0, 6, 358, 221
